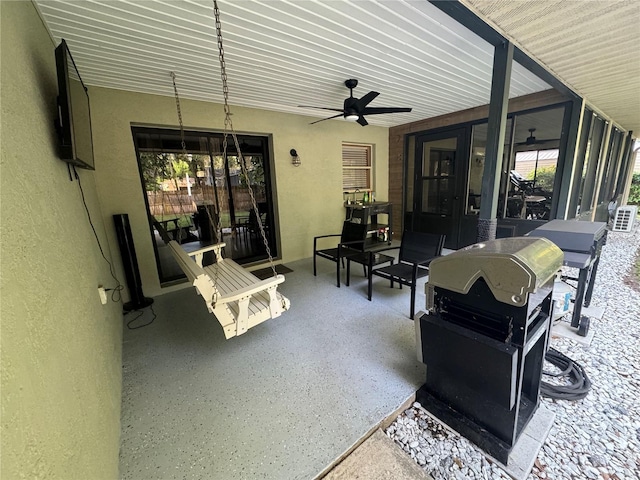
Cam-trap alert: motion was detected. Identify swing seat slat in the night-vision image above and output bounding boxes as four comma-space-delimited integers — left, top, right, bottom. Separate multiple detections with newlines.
167, 240, 290, 339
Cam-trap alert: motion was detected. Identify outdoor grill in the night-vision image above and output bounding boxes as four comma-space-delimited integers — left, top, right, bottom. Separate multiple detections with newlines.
415, 237, 563, 464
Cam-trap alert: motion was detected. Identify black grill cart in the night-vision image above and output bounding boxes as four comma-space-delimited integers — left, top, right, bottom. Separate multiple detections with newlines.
527, 219, 607, 336
415, 237, 563, 464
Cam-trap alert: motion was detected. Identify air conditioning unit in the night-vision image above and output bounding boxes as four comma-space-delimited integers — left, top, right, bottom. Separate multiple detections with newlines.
612, 205, 638, 232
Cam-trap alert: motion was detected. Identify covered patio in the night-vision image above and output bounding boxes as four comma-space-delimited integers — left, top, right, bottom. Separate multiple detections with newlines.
119, 224, 640, 479
2, 1, 638, 479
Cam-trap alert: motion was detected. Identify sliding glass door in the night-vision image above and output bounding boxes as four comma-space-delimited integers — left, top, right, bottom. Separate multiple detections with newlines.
132, 127, 276, 285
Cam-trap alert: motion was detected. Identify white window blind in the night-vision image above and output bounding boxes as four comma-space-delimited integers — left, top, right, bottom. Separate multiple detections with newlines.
342, 143, 372, 191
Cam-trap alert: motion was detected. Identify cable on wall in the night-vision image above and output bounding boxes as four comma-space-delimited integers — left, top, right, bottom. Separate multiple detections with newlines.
73, 166, 124, 302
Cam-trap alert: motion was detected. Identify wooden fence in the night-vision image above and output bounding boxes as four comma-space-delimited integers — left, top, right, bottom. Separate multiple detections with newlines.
147, 187, 264, 216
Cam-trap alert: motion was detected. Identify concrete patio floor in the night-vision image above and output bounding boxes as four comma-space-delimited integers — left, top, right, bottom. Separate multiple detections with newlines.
119, 253, 428, 479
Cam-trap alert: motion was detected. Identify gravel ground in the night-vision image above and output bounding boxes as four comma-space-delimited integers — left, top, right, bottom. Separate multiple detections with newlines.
386, 222, 640, 480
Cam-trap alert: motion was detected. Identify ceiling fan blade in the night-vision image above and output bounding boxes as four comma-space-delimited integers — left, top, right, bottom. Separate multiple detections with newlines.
309, 113, 344, 125
361, 107, 412, 115
305, 81, 410, 127
355, 91, 379, 109
299, 105, 344, 113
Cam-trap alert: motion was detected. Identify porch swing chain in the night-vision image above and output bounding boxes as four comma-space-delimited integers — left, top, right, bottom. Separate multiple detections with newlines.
169, 71, 218, 260
171, 71, 188, 155
171, 72, 225, 308
213, 0, 277, 279
170, 71, 224, 242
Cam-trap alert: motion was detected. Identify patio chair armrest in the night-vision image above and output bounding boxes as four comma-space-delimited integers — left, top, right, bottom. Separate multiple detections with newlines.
337, 240, 365, 257
417, 255, 440, 266
314, 233, 341, 241
402, 255, 439, 268
338, 238, 369, 248
314, 233, 341, 253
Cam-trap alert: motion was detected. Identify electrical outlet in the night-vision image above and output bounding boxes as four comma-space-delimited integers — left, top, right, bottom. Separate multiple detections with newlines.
98, 287, 108, 305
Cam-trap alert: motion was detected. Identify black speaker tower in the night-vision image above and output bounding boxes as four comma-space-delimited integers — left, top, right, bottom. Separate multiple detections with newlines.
113, 214, 153, 311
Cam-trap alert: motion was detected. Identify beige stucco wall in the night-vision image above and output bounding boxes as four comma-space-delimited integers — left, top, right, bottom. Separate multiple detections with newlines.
1, 2, 123, 478
90, 88, 389, 297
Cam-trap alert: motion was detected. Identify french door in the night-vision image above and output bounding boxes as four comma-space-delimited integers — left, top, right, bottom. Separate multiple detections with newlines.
409, 128, 467, 249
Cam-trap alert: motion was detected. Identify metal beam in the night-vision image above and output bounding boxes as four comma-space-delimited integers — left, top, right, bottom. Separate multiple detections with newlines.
430, 1, 580, 100
478, 40, 513, 241
590, 121, 613, 221
567, 110, 593, 218
513, 48, 579, 100
429, 1, 505, 46
616, 131, 635, 198
555, 98, 584, 219
620, 133, 638, 204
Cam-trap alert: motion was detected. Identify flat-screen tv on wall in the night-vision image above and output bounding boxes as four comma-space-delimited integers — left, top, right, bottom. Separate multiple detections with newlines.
55, 39, 95, 170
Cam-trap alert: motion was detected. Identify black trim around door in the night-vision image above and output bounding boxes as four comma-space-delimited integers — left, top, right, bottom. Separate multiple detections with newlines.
410, 128, 468, 249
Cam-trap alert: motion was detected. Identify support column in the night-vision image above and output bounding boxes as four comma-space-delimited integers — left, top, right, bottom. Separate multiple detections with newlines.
590, 121, 613, 221
615, 131, 635, 200
478, 41, 513, 242
555, 98, 584, 219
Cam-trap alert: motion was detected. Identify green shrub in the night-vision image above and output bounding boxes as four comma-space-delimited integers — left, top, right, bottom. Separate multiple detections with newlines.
528, 165, 556, 192
629, 173, 640, 205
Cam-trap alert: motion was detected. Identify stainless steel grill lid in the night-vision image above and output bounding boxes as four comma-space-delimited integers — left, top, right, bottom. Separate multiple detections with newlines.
427, 237, 563, 307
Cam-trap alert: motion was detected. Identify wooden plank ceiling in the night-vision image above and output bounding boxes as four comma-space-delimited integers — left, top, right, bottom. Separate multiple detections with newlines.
35, 0, 551, 128
36, 0, 638, 131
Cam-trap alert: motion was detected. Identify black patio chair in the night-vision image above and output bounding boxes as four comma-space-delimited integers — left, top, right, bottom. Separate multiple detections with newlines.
313, 221, 368, 287
369, 231, 445, 318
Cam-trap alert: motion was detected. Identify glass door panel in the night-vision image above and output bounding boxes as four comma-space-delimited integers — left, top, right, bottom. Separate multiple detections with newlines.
422, 177, 452, 214
466, 120, 514, 218
412, 129, 466, 249
133, 127, 276, 285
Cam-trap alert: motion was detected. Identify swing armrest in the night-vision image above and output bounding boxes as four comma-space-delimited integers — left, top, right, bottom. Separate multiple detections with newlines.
213, 274, 285, 304
187, 243, 227, 266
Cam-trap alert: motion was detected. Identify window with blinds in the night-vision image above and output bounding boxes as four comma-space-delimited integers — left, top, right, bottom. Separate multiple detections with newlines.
342, 143, 372, 192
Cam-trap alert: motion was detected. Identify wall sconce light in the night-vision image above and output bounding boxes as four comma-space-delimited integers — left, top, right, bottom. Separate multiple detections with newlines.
290, 148, 301, 167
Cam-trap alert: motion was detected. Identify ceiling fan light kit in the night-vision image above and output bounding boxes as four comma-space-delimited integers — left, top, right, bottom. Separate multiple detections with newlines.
516, 128, 560, 147
299, 79, 412, 126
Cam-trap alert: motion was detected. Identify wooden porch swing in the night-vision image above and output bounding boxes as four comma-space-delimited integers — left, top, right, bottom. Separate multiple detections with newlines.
162, 233, 290, 339
156, 1, 290, 338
